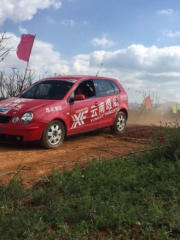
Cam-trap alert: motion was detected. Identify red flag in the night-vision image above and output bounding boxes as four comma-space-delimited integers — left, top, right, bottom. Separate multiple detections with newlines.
145, 96, 152, 109
17, 34, 35, 62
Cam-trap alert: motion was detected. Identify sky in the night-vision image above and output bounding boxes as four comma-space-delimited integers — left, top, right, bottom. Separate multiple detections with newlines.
0, 0, 180, 104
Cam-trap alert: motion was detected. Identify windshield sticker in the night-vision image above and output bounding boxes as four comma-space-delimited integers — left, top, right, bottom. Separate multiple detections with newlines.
0, 108, 10, 114
67, 79, 77, 83
11, 99, 33, 104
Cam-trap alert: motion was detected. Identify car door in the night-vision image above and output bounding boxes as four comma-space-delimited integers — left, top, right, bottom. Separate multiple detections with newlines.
93, 79, 121, 128
68, 79, 100, 135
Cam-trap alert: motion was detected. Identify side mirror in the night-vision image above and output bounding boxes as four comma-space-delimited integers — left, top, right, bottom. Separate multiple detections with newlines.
74, 94, 85, 101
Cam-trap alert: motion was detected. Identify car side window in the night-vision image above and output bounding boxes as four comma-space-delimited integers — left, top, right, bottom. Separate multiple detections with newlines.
110, 81, 120, 94
74, 80, 96, 100
94, 79, 115, 97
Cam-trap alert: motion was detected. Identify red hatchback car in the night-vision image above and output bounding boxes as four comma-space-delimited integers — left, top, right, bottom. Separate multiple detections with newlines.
0, 76, 128, 149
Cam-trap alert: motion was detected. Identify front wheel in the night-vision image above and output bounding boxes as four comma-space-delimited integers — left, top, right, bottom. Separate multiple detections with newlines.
110, 111, 126, 133
40, 120, 65, 149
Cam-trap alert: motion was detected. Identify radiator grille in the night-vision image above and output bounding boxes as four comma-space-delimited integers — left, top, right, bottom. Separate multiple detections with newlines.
0, 115, 12, 123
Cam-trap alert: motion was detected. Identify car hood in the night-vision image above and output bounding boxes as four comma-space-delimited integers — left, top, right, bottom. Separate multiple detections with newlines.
0, 97, 56, 115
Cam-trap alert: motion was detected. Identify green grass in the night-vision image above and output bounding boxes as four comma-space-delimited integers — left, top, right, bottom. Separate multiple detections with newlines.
1, 125, 180, 239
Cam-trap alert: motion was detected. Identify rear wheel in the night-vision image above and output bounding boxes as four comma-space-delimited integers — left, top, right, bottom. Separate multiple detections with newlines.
110, 111, 126, 133
40, 120, 65, 149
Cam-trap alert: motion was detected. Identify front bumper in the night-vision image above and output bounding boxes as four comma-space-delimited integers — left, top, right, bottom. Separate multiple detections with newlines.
0, 122, 46, 142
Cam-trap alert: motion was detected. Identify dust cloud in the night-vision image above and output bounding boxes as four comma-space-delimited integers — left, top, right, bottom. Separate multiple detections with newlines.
128, 109, 179, 126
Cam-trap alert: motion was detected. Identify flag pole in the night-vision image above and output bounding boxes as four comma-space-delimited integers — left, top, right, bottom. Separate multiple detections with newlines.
96, 63, 103, 76
23, 34, 36, 81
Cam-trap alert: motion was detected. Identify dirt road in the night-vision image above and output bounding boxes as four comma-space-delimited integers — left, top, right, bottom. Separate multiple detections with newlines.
0, 124, 159, 184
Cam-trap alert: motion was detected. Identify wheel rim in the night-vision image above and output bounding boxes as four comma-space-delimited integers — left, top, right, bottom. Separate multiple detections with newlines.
117, 115, 125, 131
47, 124, 62, 145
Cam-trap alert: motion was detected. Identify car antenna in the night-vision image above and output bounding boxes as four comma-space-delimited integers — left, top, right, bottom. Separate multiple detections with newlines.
96, 63, 103, 76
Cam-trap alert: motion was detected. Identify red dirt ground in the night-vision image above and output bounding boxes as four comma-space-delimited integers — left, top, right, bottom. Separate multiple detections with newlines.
0, 122, 161, 184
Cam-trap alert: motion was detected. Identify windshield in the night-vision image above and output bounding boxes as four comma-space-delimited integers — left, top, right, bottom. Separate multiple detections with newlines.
19, 80, 74, 100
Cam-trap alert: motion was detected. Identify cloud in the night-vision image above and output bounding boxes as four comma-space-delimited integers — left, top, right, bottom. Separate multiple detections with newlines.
163, 30, 180, 38
0, 0, 62, 25
2, 33, 180, 102
46, 16, 56, 24
91, 35, 115, 48
85, 44, 180, 75
61, 19, 75, 26
18, 26, 28, 34
71, 44, 180, 101
157, 9, 174, 15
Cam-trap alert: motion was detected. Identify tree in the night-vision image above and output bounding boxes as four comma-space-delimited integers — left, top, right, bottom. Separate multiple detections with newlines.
0, 32, 12, 63
0, 68, 35, 98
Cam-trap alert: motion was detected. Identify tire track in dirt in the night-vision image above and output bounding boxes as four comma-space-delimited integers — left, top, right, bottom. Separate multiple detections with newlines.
0, 124, 158, 184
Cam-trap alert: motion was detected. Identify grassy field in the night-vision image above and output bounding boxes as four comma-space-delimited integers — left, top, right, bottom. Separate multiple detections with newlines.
0, 125, 180, 239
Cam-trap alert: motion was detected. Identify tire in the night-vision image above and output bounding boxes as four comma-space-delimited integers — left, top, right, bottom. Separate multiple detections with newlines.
40, 120, 65, 149
110, 111, 126, 133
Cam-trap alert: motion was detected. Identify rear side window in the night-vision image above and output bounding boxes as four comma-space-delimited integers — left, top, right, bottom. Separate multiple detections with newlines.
94, 79, 119, 97
110, 81, 120, 94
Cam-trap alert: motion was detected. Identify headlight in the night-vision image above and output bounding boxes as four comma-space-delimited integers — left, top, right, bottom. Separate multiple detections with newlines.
21, 112, 33, 124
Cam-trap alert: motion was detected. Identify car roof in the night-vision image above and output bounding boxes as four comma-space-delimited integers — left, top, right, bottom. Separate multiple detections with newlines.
43, 75, 117, 82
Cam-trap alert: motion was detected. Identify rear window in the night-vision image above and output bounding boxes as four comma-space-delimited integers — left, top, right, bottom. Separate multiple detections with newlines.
19, 80, 74, 100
